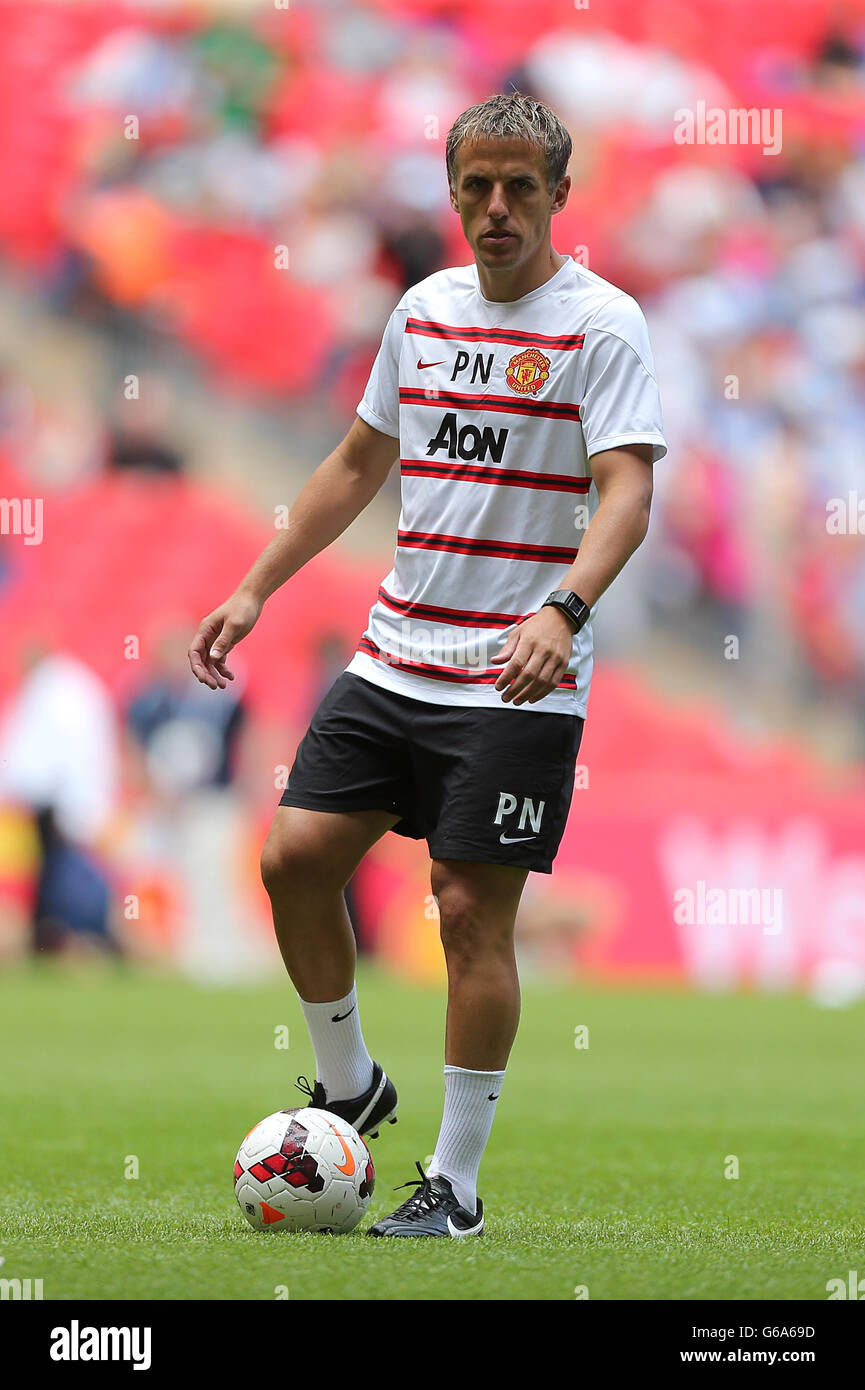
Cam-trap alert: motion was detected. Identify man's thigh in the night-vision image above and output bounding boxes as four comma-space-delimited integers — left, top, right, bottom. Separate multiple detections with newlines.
278, 672, 415, 825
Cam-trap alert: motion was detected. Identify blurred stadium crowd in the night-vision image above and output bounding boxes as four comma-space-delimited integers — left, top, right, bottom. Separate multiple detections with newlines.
2, 0, 865, 968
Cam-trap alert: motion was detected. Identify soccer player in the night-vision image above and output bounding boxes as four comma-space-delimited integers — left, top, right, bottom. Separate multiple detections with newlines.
189, 94, 666, 1238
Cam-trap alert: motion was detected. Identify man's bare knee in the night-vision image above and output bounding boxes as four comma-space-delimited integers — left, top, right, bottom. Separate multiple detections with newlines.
261, 837, 307, 898
436, 884, 478, 954
260, 815, 338, 898
261, 806, 395, 899
434, 885, 513, 964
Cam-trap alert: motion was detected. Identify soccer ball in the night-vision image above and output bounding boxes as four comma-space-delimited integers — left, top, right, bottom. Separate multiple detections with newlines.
233, 1107, 374, 1234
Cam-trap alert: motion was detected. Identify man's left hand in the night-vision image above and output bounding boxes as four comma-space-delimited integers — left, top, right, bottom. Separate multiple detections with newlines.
490, 606, 575, 705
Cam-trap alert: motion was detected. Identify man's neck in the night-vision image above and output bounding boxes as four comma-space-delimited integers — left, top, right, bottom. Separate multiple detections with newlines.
476, 246, 568, 303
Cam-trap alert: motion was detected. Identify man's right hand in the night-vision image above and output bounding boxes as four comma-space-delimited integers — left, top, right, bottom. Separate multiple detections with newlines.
188, 591, 262, 690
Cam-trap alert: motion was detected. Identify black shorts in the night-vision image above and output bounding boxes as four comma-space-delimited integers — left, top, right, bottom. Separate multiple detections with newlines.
279, 672, 584, 873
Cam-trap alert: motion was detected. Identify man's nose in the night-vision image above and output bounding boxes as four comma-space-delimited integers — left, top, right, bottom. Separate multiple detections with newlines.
487, 184, 509, 219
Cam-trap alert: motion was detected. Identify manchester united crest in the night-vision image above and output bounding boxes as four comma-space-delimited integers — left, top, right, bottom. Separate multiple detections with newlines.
505, 346, 551, 396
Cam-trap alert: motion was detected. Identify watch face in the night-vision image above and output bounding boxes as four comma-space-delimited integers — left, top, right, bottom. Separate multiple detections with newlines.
548, 592, 589, 631
545, 593, 585, 631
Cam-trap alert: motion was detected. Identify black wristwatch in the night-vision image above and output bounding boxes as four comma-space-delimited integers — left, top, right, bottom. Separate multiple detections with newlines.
541, 589, 591, 634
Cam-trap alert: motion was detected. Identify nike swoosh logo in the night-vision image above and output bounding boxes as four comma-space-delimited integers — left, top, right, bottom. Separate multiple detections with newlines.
488, 1093, 500, 1101
417, 358, 446, 370
499, 834, 536, 845
447, 1211, 484, 1238
331, 1006, 356, 1022
327, 1121, 356, 1176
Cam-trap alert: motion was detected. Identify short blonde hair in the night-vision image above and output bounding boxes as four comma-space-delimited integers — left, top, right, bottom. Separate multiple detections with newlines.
446, 92, 572, 193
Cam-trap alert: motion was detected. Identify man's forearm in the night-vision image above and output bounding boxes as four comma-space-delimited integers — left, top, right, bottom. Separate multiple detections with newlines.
558, 479, 652, 608
492, 470, 653, 703
236, 439, 392, 604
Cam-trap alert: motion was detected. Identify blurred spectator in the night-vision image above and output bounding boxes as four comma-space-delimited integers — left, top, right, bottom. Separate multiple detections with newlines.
124, 623, 266, 981
0, 647, 118, 844
0, 647, 119, 953
125, 624, 245, 795
107, 375, 185, 476
32, 806, 115, 954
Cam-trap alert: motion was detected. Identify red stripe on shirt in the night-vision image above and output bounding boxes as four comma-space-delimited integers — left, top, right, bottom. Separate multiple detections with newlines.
356, 636, 578, 689
399, 387, 581, 422
397, 529, 578, 563
406, 318, 585, 350
400, 458, 592, 493
378, 585, 530, 628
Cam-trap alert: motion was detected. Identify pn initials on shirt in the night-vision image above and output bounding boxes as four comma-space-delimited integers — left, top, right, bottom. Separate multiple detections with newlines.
494, 792, 546, 833
452, 351, 493, 383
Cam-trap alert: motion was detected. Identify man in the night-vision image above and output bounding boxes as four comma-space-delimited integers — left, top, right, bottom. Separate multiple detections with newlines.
0, 646, 119, 954
189, 93, 666, 1237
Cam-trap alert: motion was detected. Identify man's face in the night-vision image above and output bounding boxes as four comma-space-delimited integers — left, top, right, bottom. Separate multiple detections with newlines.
449, 137, 570, 272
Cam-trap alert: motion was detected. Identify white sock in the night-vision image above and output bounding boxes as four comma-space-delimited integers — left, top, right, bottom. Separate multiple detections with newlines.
427, 1064, 505, 1213
298, 986, 374, 1101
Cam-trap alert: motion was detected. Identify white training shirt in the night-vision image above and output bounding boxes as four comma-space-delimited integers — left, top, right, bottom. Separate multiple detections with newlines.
347, 254, 666, 716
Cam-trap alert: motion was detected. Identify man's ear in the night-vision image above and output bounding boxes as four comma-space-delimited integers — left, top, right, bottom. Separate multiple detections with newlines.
551, 174, 571, 217
448, 183, 460, 214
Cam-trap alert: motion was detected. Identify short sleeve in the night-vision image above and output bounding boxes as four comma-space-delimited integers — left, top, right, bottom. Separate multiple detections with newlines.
579, 294, 667, 463
356, 300, 407, 439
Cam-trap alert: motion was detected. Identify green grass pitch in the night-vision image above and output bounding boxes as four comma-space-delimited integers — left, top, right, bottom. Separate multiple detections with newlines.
1, 963, 863, 1301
